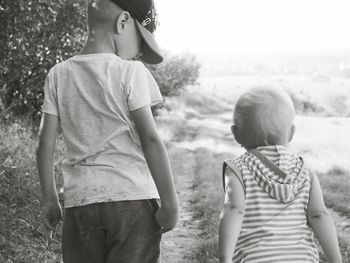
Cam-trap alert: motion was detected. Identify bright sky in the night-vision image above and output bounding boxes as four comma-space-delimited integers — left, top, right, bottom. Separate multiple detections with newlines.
155, 0, 350, 55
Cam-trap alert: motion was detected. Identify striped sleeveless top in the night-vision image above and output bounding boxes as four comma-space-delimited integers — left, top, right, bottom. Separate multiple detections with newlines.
225, 145, 319, 263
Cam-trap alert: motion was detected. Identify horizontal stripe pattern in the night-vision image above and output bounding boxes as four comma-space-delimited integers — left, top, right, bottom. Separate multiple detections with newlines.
227, 145, 318, 263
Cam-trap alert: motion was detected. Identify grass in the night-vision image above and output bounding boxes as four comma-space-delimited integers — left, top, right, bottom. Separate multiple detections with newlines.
190, 148, 229, 263
0, 123, 63, 262
290, 115, 350, 173
318, 166, 350, 217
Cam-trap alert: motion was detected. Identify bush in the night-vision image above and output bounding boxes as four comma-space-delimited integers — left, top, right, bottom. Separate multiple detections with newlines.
146, 53, 200, 97
1, 0, 87, 122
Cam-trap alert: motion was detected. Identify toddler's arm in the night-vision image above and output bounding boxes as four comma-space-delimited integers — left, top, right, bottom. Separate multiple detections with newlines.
219, 167, 245, 263
36, 113, 62, 228
307, 170, 342, 263
131, 106, 179, 233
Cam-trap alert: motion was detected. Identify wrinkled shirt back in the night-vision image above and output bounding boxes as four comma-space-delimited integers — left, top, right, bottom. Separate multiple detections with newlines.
42, 53, 162, 207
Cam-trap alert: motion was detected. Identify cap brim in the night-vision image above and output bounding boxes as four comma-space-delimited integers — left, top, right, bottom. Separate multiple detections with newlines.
135, 21, 163, 64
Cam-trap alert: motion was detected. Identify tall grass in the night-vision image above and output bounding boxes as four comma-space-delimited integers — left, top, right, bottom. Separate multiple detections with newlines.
319, 166, 350, 217
0, 123, 63, 262
191, 148, 231, 263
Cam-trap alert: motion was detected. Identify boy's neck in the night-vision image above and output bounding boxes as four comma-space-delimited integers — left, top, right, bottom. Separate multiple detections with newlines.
80, 29, 117, 55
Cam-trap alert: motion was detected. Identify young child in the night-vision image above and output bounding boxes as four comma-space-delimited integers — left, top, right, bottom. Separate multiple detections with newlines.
219, 86, 342, 263
36, 0, 179, 262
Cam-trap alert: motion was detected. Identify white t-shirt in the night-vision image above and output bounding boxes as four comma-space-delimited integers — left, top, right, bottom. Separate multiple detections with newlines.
42, 53, 162, 207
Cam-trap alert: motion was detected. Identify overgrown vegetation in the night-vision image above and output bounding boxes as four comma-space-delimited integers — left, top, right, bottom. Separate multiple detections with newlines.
146, 53, 200, 97
1, 0, 87, 121
319, 166, 350, 217
191, 148, 228, 263
0, 124, 64, 262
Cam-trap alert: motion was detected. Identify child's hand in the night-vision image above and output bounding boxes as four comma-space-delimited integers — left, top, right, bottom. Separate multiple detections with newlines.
42, 198, 62, 229
155, 204, 179, 234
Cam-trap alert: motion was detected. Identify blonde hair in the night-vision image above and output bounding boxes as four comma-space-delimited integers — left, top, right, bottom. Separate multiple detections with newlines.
233, 86, 295, 148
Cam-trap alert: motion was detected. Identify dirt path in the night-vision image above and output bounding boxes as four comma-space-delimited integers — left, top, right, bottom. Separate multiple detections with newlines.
160, 146, 201, 262
158, 110, 233, 262
158, 111, 238, 262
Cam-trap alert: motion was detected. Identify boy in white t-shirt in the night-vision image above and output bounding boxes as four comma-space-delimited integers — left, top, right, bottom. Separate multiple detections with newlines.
36, 0, 179, 262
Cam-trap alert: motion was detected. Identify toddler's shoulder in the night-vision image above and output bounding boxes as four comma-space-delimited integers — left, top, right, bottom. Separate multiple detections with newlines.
223, 156, 245, 191
302, 160, 317, 183
224, 153, 246, 166
223, 155, 245, 178
225, 153, 246, 165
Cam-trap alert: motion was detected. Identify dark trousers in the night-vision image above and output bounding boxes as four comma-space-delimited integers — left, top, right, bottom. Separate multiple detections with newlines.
62, 200, 161, 263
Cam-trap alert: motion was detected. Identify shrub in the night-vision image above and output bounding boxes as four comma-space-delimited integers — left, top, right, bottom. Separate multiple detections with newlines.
146, 53, 200, 97
1, 0, 87, 122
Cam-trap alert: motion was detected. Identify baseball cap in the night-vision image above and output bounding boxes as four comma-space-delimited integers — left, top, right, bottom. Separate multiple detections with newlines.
111, 0, 163, 64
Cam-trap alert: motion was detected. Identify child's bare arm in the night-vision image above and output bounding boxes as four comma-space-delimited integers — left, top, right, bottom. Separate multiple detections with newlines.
219, 167, 245, 263
131, 106, 179, 232
36, 113, 62, 228
307, 171, 342, 263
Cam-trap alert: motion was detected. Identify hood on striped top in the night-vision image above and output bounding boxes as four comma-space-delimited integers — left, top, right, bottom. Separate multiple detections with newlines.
241, 145, 308, 203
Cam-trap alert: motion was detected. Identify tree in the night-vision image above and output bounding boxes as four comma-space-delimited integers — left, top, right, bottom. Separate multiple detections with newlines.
1, 0, 86, 121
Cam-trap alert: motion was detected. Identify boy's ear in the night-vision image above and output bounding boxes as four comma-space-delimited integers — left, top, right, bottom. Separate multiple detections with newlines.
115, 11, 131, 34
288, 124, 295, 142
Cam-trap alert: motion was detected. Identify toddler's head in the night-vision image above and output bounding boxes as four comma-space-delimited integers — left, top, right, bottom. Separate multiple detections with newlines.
232, 86, 295, 149
87, 0, 162, 64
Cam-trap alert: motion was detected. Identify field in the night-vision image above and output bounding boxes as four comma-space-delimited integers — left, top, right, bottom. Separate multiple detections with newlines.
0, 75, 350, 262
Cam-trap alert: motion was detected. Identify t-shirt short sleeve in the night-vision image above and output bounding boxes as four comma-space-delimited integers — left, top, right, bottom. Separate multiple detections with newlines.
41, 68, 58, 116
126, 62, 163, 111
